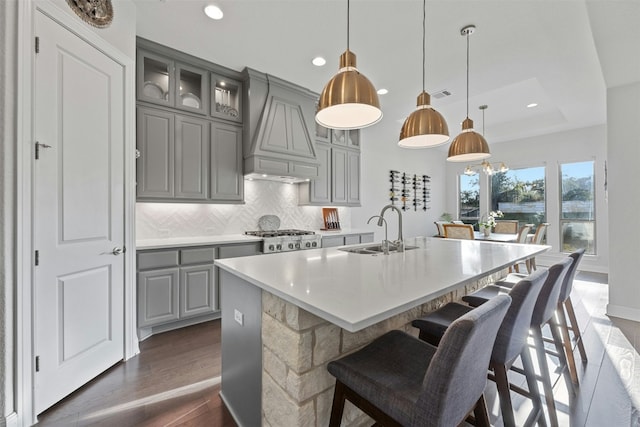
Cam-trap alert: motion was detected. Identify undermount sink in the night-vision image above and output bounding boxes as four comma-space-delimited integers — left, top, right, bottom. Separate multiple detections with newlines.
339, 244, 418, 255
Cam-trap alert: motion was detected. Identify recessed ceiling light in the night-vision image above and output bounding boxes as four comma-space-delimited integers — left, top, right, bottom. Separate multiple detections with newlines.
377, 88, 389, 95
204, 5, 223, 20
527, 103, 538, 108
312, 57, 326, 67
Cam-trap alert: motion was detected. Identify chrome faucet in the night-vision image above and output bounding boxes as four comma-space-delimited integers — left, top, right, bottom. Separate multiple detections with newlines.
367, 215, 390, 255
378, 204, 404, 252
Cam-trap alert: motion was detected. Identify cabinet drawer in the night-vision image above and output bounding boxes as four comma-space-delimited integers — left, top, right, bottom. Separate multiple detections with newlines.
181, 247, 216, 265
138, 250, 179, 270
219, 242, 261, 259
322, 236, 344, 248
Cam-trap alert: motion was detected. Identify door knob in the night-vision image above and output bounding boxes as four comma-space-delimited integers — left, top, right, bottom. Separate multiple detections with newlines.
112, 246, 126, 255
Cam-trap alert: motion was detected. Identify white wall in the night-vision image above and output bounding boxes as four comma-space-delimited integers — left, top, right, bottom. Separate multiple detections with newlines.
353, 122, 448, 241
606, 82, 640, 321
39, 0, 136, 59
445, 124, 609, 273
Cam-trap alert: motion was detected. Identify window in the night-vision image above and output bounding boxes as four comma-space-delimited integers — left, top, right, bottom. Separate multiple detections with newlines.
491, 166, 546, 229
561, 161, 595, 254
459, 174, 479, 222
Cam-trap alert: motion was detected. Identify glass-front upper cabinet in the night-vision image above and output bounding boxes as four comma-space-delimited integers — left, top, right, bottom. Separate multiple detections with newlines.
315, 123, 331, 143
137, 50, 174, 107
331, 130, 360, 150
138, 49, 209, 115
211, 73, 242, 123
176, 63, 209, 115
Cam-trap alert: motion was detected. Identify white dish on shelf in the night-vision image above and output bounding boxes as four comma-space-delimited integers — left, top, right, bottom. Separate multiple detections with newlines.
181, 92, 201, 108
142, 81, 164, 100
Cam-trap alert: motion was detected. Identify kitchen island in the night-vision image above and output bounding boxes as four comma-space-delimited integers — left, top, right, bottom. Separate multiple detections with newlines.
215, 236, 549, 426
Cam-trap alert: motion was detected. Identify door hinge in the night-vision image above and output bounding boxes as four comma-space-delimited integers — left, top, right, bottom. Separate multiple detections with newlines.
35, 250, 39, 266
35, 356, 40, 372
35, 36, 39, 54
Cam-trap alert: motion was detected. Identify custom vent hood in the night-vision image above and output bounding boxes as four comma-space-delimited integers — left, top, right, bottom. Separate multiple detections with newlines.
243, 68, 320, 183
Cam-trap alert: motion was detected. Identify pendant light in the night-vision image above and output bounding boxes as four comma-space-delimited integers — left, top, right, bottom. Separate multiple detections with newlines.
447, 25, 491, 162
316, 0, 382, 130
462, 105, 508, 175
398, 0, 449, 148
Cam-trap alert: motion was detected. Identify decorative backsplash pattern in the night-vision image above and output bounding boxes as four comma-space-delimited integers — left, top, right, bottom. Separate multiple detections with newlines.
136, 180, 352, 239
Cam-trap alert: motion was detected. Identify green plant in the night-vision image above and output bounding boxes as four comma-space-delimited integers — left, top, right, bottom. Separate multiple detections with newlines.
439, 212, 453, 222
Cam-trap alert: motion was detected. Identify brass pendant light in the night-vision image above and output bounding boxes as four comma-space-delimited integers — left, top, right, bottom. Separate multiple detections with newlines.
447, 25, 491, 162
316, 0, 382, 130
398, 0, 449, 148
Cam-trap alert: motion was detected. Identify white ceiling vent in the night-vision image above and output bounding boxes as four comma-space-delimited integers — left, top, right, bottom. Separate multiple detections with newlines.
432, 89, 452, 99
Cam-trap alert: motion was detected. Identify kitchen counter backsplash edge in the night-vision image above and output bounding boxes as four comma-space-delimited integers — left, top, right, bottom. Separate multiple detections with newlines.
136, 229, 375, 250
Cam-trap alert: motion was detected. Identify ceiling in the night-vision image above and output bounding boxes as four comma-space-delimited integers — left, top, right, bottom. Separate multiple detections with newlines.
131, 0, 637, 146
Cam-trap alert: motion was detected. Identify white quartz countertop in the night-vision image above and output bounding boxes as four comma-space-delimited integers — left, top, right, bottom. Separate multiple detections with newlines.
136, 234, 262, 250
215, 237, 549, 332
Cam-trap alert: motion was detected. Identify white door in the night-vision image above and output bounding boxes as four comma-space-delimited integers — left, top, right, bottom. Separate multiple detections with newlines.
33, 11, 125, 414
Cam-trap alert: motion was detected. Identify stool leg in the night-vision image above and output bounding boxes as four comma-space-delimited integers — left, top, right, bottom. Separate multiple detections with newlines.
329, 381, 346, 427
474, 394, 491, 427
531, 326, 559, 427
493, 363, 516, 427
556, 303, 580, 389
521, 348, 547, 427
565, 297, 588, 363
549, 316, 578, 395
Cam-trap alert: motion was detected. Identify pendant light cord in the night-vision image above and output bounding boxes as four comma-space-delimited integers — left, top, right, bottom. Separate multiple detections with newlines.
422, 0, 426, 91
347, 0, 350, 51
466, 31, 470, 118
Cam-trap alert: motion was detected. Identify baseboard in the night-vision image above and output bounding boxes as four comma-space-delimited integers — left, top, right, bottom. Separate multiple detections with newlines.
4, 412, 18, 427
606, 304, 640, 322
137, 312, 221, 342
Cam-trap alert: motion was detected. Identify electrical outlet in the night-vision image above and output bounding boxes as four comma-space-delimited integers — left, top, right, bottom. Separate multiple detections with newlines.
234, 309, 244, 326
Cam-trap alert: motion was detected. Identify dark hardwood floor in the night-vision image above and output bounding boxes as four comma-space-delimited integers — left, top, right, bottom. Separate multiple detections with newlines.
36, 271, 638, 427
36, 320, 236, 427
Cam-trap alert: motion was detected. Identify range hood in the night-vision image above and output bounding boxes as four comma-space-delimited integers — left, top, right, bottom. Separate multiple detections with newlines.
243, 68, 320, 182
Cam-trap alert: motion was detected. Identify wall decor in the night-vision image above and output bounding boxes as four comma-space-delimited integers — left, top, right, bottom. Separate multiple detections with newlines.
389, 170, 431, 211
66, 0, 114, 28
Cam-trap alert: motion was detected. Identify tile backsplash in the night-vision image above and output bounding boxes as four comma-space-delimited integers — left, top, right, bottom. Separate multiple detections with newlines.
136, 180, 352, 239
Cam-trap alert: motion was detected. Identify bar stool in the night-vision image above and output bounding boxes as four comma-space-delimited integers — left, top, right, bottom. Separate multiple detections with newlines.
487, 249, 586, 386
556, 249, 587, 384
412, 269, 548, 427
326, 295, 512, 427
462, 258, 574, 427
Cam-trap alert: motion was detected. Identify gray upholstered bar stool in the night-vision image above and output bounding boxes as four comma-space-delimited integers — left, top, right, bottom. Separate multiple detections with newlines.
326, 295, 512, 427
556, 249, 587, 385
487, 249, 586, 386
462, 258, 574, 427
412, 269, 548, 427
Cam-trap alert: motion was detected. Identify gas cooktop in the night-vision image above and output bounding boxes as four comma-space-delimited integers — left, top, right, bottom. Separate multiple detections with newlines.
244, 229, 316, 238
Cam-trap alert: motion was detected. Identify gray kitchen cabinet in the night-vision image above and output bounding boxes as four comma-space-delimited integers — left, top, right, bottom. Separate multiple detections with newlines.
136, 38, 245, 203
138, 48, 209, 116
137, 247, 216, 329
210, 122, 243, 201
180, 264, 216, 318
136, 241, 261, 338
137, 107, 209, 201
138, 268, 180, 327
331, 129, 360, 151
175, 114, 209, 200
211, 73, 242, 123
136, 107, 174, 198
332, 147, 360, 206
298, 143, 360, 206
321, 232, 374, 248
136, 107, 244, 203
